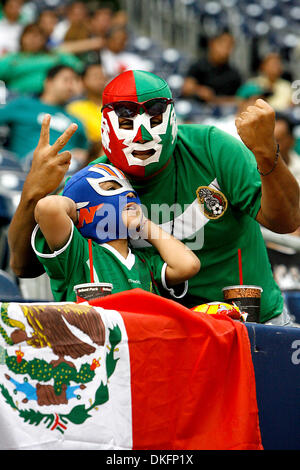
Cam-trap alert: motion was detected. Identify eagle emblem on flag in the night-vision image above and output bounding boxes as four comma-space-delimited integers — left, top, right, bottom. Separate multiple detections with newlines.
0, 303, 122, 434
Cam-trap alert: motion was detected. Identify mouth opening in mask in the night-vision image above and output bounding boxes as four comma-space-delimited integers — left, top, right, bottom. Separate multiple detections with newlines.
132, 149, 156, 160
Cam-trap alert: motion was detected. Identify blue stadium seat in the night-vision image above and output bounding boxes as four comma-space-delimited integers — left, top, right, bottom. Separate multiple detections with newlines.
283, 290, 300, 323
0, 193, 15, 226
131, 35, 155, 56
167, 74, 184, 98
0, 149, 22, 172
0, 269, 22, 301
0, 169, 26, 224
0, 170, 25, 193
0, 228, 9, 271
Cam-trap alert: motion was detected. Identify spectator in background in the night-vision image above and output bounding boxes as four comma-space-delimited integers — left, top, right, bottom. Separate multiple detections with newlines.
0, 0, 24, 56
111, 9, 128, 28
100, 25, 153, 80
274, 113, 300, 185
0, 64, 88, 166
63, 1, 90, 42
0, 22, 82, 95
50, 1, 89, 46
72, 4, 114, 63
181, 29, 241, 105
67, 62, 107, 162
89, 5, 113, 38
53, 5, 113, 62
37, 9, 59, 49
251, 52, 292, 111
49, 5, 128, 67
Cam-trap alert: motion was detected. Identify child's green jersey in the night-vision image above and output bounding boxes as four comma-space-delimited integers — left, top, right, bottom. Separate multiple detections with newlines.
32, 223, 183, 302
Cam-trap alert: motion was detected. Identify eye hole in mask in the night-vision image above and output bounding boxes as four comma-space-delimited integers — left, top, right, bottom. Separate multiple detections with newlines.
99, 180, 122, 191
99, 180, 137, 201
118, 118, 134, 130
150, 114, 162, 128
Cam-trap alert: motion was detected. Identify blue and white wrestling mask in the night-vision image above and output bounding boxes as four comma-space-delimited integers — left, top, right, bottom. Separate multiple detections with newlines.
63, 163, 141, 244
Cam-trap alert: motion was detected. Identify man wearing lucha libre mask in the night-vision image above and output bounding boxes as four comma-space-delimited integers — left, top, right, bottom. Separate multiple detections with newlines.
8, 70, 300, 325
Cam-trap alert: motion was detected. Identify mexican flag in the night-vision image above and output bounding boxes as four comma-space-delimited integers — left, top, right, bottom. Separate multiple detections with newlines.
0, 289, 262, 450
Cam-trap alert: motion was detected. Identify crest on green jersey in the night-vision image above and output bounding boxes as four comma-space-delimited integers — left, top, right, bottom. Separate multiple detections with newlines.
196, 186, 228, 219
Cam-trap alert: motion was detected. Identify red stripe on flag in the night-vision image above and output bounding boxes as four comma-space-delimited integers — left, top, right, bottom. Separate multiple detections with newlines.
92, 289, 263, 450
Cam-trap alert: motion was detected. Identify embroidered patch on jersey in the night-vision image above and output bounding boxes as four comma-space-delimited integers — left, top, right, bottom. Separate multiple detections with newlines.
196, 186, 228, 219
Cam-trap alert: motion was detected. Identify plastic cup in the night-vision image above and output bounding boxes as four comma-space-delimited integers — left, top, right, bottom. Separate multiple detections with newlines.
222, 285, 263, 323
74, 283, 113, 302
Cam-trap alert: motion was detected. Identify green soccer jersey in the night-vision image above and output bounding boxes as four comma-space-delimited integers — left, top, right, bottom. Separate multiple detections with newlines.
91, 124, 283, 323
31, 223, 178, 302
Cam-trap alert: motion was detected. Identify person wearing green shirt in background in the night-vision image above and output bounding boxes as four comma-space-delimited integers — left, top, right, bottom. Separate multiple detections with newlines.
0, 64, 89, 165
7, 71, 300, 326
0, 22, 82, 95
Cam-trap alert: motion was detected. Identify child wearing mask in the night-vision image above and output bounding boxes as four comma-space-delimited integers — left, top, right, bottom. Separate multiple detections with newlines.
31, 162, 200, 302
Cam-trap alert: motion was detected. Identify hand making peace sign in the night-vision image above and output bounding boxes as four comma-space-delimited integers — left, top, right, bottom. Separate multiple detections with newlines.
27, 114, 78, 197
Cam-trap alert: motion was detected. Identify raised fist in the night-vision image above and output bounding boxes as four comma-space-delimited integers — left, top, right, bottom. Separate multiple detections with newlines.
235, 98, 277, 159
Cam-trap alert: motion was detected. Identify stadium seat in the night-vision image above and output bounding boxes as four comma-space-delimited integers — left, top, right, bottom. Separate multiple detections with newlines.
0, 193, 15, 226
0, 227, 9, 271
0, 149, 23, 171
167, 74, 184, 98
131, 35, 155, 55
0, 170, 25, 193
0, 269, 23, 301
283, 290, 300, 323
0, 169, 26, 224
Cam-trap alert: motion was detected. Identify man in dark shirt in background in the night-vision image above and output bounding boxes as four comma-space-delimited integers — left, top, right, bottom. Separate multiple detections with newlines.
181, 29, 242, 105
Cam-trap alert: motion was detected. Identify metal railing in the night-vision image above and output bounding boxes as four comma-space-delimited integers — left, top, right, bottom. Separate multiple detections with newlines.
120, 0, 200, 58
